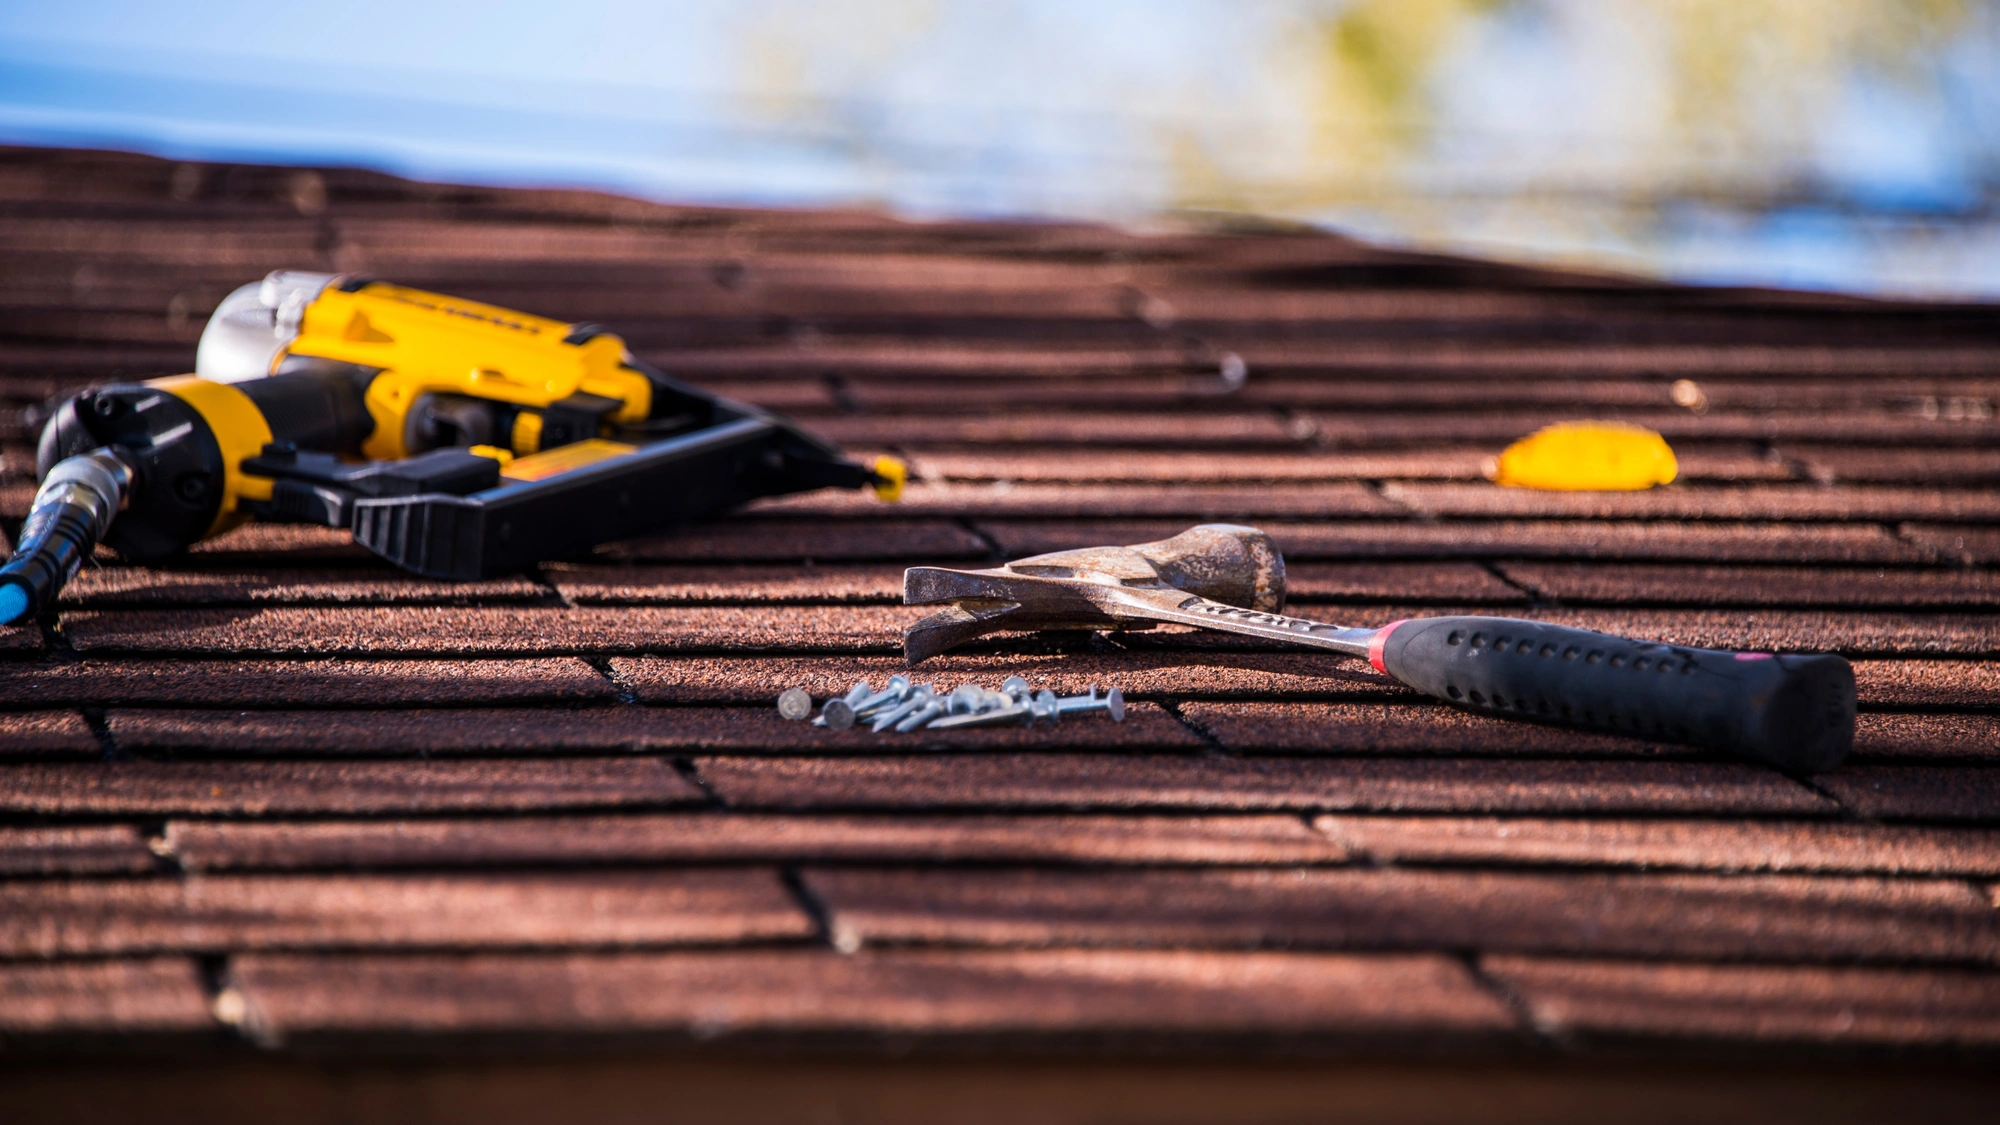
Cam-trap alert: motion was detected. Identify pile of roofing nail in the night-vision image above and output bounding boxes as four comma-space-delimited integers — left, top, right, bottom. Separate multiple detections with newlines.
776, 675, 1125, 733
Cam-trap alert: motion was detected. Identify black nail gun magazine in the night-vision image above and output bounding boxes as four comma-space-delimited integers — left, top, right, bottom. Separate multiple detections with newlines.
1, 271, 903, 622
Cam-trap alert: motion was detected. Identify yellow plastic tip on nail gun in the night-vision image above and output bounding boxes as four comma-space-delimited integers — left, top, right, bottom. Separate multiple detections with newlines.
1488, 421, 1678, 491
868, 456, 907, 503
467, 444, 515, 466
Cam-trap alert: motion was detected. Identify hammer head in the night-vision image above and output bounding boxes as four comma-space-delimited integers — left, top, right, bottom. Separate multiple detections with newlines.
902, 523, 1286, 663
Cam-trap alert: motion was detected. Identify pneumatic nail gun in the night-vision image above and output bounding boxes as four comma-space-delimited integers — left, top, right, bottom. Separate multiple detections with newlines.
1, 271, 904, 622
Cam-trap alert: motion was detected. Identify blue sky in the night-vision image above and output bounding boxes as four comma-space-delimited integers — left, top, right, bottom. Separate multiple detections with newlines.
4, 1, 1997, 297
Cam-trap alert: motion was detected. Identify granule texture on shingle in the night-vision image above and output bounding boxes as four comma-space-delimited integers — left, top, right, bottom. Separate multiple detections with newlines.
1815, 767, 2000, 822
182, 522, 372, 560
1178, 701, 1686, 758
695, 754, 1831, 815
1899, 523, 2000, 564
0, 870, 812, 956
1851, 660, 2000, 707
0, 658, 614, 707
230, 948, 1516, 1038
750, 481, 1406, 519
0, 622, 42, 653
1484, 956, 2000, 1047
107, 706, 687, 755
813, 411, 1300, 447
600, 517, 990, 562
805, 867, 1999, 962
163, 813, 1349, 872
0, 758, 703, 815
61, 566, 545, 607
0, 824, 157, 876
1283, 561, 1530, 603
975, 519, 1931, 564
0, 710, 99, 755
60, 604, 927, 655
0, 958, 215, 1033
548, 563, 905, 605
909, 448, 1497, 483
1786, 446, 2000, 485
1314, 816, 2000, 877
1498, 563, 2000, 608
1851, 714, 2000, 762
1383, 482, 2000, 523
105, 704, 1203, 754
553, 559, 1525, 606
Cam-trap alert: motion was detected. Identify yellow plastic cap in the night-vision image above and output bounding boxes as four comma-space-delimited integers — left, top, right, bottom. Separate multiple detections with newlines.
1490, 422, 1678, 491
868, 455, 907, 502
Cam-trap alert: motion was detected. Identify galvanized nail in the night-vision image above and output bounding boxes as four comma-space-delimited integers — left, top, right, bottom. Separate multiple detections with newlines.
852, 674, 913, 717
776, 687, 813, 721
927, 702, 1033, 730
814, 681, 873, 727
872, 684, 935, 732
894, 699, 948, 732
1055, 686, 1124, 722
818, 699, 857, 731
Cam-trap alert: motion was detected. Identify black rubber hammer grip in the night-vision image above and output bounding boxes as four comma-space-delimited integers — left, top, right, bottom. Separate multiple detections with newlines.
1373, 617, 1855, 772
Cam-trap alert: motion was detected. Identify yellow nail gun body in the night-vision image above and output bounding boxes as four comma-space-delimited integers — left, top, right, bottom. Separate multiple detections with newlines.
7, 272, 901, 617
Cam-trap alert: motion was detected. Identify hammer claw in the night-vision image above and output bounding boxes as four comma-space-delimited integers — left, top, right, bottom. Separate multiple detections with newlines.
904, 601, 1022, 665
900, 524, 1291, 662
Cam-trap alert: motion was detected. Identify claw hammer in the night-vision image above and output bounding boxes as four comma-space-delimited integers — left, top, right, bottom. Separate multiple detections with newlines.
903, 524, 1854, 772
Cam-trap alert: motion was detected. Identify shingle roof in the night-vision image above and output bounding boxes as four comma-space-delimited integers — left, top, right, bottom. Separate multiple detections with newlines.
1, 146, 1997, 1098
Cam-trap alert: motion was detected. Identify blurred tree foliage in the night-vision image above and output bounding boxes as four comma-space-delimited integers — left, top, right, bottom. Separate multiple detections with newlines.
1244, 0, 1986, 206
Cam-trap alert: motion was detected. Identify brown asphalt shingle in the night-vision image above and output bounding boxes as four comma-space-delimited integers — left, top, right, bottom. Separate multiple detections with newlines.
1815, 767, 2000, 822
0, 958, 215, 1034
1485, 957, 2000, 1047
61, 566, 548, 607
163, 813, 1349, 872
0, 758, 703, 815
1314, 816, 2000, 877
602, 518, 990, 562
804, 867, 2000, 962
0, 709, 99, 754
231, 948, 1515, 1039
0, 146, 1994, 1069
694, 754, 1831, 815
0, 657, 614, 707
974, 519, 1932, 563
0, 824, 158, 876
1851, 660, 2000, 707
1498, 563, 2000, 609
0, 870, 812, 956
104, 704, 1204, 755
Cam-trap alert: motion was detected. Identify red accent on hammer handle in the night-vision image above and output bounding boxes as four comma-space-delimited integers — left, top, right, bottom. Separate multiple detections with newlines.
1368, 620, 1409, 674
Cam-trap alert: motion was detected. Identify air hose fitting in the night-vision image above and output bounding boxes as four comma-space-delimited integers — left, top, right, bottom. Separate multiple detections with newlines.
0, 447, 133, 624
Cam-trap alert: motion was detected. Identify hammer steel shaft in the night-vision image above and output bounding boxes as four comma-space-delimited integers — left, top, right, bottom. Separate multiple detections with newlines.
1061, 584, 1378, 656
